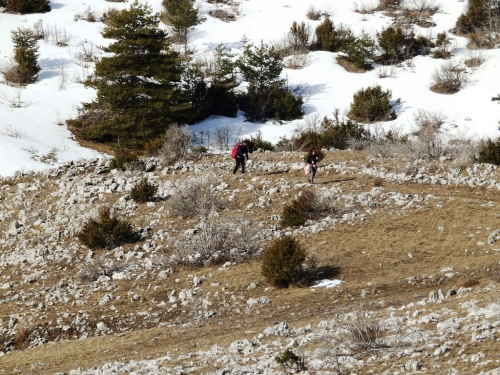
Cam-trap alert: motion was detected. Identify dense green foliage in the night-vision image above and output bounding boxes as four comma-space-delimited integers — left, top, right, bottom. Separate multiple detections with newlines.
339, 31, 376, 68
280, 191, 317, 227
130, 178, 158, 203
246, 131, 275, 152
1, 0, 50, 14
455, 0, 489, 33
261, 236, 307, 288
315, 17, 353, 52
8, 27, 40, 84
162, 0, 204, 53
349, 85, 397, 122
238, 41, 303, 122
70, 1, 192, 149
192, 43, 239, 120
479, 138, 500, 165
77, 207, 135, 249
377, 27, 432, 62
276, 349, 307, 372
294, 110, 368, 150
109, 149, 140, 171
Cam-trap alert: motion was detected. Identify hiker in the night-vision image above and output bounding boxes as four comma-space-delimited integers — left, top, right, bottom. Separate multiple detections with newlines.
233, 139, 249, 174
305, 149, 318, 184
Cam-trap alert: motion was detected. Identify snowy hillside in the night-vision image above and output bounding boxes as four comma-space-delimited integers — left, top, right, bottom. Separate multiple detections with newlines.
0, 0, 499, 176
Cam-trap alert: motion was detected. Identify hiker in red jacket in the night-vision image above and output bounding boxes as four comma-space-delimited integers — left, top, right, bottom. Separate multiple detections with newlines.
233, 139, 249, 174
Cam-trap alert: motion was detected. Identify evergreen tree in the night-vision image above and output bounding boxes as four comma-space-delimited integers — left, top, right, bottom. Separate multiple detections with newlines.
340, 31, 376, 68
239, 41, 284, 94
377, 26, 405, 61
237, 41, 302, 122
71, 1, 192, 148
2, 0, 50, 14
163, 0, 204, 54
205, 43, 238, 117
9, 27, 40, 84
315, 17, 337, 51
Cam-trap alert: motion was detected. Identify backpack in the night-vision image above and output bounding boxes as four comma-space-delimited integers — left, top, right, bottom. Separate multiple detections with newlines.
231, 143, 239, 159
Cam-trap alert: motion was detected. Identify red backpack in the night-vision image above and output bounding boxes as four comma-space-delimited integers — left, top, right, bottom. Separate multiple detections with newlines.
231, 143, 239, 159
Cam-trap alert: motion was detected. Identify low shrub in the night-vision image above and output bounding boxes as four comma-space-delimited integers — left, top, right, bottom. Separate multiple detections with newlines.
293, 110, 368, 150
280, 190, 317, 227
170, 217, 264, 267
275, 349, 307, 372
168, 178, 226, 218
306, 4, 322, 20
3, 0, 51, 14
339, 31, 376, 69
377, 26, 432, 62
261, 236, 307, 288
130, 178, 157, 203
455, 0, 488, 34
430, 61, 467, 94
247, 131, 275, 152
109, 149, 140, 171
157, 125, 193, 165
77, 207, 135, 249
349, 85, 397, 122
239, 82, 303, 122
315, 18, 353, 52
342, 311, 385, 351
478, 138, 500, 165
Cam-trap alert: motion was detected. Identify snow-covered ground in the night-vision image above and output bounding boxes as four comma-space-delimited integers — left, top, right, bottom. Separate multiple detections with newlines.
0, 0, 499, 176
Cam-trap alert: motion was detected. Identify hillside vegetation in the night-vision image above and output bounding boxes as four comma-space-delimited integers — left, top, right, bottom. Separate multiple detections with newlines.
1, 149, 500, 374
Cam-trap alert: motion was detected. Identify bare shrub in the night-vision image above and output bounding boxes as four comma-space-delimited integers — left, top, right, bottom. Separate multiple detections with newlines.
464, 49, 485, 67
0, 87, 26, 108
74, 6, 99, 22
77, 256, 132, 283
214, 124, 232, 150
32, 19, 46, 40
413, 108, 445, 132
468, 29, 500, 50
0, 125, 24, 139
353, 1, 378, 14
401, 0, 439, 13
377, 64, 397, 78
157, 125, 193, 165
306, 4, 322, 20
168, 178, 226, 219
170, 216, 264, 267
52, 25, 71, 47
377, 0, 402, 10
77, 41, 97, 66
341, 310, 386, 351
284, 52, 311, 69
406, 109, 447, 160
447, 134, 480, 168
430, 60, 467, 94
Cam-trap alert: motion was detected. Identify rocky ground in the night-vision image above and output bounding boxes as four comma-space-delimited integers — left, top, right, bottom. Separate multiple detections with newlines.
1, 150, 500, 374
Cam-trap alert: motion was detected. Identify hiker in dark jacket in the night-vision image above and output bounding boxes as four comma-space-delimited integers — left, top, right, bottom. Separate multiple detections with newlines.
233, 139, 249, 174
305, 149, 319, 184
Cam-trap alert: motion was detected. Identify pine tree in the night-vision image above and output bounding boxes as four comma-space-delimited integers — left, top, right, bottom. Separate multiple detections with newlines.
239, 41, 284, 94
237, 41, 302, 122
206, 43, 238, 117
340, 31, 376, 68
3, 0, 50, 14
9, 27, 41, 84
163, 0, 204, 54
71, 1, 192, 149
377, 26, 408, 62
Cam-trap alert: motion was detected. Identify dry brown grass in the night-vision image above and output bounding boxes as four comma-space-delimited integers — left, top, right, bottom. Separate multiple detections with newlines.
3, 151, 500, 374
336, 56, 370, 73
